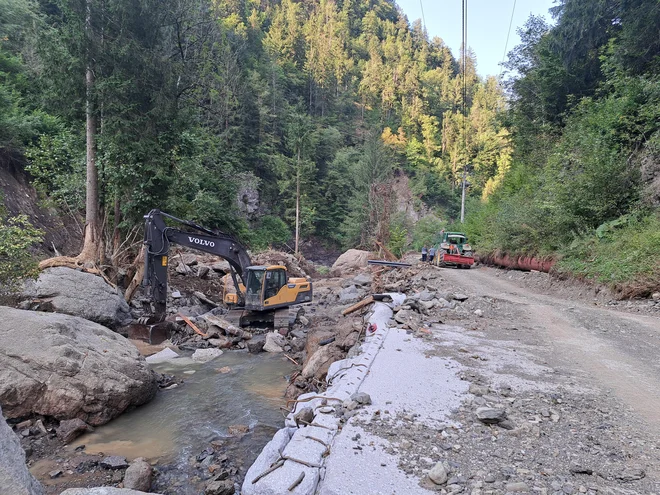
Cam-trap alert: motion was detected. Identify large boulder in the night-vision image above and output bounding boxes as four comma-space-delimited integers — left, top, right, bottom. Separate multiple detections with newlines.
21, 267, 132, 329
0, 307, 158, 426
331, 249, 370, 274
0, 406, 44, 495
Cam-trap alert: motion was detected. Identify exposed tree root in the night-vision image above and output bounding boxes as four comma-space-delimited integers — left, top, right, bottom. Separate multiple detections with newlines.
37, 256, 117, 290
38, 256, 99, 272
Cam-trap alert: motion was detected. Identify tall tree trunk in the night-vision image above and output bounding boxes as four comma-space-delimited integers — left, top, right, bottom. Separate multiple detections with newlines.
78, 0, 102, 263
112, 195, 121, 257
295, 148, 301, 256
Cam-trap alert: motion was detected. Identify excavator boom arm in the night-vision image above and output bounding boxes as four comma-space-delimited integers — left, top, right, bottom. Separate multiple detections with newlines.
142, 209, 252, 318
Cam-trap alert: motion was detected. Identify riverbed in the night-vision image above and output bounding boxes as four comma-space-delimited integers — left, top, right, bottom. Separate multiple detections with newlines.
33, 349, 294, 494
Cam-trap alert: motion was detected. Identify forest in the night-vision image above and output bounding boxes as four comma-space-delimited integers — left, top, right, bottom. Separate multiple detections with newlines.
0, 0, 658, 295
465, 0, 660, 295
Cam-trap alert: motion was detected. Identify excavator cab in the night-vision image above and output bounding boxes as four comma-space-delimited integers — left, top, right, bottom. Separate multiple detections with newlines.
243, 266, 311, 311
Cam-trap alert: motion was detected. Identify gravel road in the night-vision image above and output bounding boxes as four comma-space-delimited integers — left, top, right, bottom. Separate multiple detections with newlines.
318, 262, 660, 495
439, 265, 660, 430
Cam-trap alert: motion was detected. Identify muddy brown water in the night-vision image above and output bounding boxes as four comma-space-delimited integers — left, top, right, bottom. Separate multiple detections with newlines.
50, 351, 293, 493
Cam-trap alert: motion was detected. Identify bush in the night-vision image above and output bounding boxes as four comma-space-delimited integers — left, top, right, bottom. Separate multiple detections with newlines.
250, 215, 291, 251
0, 213, 43, 294
388, 223, 408, 258
411, 215, 446, 250
557, 211, 660, 297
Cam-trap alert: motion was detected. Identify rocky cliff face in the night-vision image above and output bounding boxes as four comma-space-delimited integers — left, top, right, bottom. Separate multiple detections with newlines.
392, 173, 427, 224
0, 151, 81, 257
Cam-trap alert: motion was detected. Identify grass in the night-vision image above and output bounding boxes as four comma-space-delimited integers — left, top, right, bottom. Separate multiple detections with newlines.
556, 212, 660, 298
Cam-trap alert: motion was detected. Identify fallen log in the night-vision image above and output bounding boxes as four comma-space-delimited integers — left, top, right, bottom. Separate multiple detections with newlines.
203, 314, 251, 340
341, 295, 374, 316
177, 313, 208, 337
374, 240, 398, 262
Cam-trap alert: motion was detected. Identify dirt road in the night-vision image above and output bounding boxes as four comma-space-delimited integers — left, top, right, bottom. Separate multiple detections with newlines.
311, 262, 660, 494
440, 265, 660, 430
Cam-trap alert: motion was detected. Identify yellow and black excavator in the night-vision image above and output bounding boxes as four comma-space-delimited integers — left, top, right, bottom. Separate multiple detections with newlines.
141, 209, 312, 327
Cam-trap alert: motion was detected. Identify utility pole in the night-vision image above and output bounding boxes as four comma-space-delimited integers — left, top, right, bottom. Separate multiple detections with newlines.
460, 168, 467, 223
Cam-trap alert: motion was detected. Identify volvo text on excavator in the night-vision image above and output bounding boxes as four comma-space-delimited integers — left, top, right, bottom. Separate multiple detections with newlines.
141, 209, 313, 327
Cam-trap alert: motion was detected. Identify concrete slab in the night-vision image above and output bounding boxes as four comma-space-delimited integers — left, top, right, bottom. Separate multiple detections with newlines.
317, 325, 468, 494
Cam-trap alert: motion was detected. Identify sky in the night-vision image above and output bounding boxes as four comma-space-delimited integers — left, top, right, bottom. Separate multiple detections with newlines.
396, 0, 557, 78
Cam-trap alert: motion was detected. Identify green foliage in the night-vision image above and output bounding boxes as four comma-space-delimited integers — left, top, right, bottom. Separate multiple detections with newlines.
411, 215, 446, 250
0, 213, 43, 293
25, 132, 85, 210
386, 212, 410, 258
466, 0, 660, 298
557, 212, 660, 295
4, 0, 509, 255
339, 134, 396, 248
249, 215, 291, 251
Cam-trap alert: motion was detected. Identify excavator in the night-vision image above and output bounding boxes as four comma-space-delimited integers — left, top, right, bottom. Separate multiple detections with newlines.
141, 209, 312, 327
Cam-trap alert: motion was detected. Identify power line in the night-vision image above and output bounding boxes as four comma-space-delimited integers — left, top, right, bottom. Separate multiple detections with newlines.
499, 0, 517, 80
419, 0, 427, 34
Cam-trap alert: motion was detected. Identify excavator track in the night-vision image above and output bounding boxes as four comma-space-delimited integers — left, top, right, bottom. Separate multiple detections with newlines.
225, 307, 297, 328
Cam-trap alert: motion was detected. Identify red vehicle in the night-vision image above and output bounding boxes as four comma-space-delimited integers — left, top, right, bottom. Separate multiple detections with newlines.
437, 231, 474, 269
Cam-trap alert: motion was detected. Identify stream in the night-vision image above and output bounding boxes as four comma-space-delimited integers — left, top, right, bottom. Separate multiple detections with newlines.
68, 349, 294, 493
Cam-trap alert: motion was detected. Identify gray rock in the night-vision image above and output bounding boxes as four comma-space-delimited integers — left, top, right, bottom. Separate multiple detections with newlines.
211, 261, 231, 273
506, 482, 530, 492
294, 407, 314, 426
56, 418, 94, 444
394, 309, 420, 326
498, 419, 516, 430
145, 347, 179, 363
419, 290, 435, 301
290, 330, 306, 340
0, 406, 44, 494
175, 262, 193, 275
48, 469, 62, 479
352, 273, 373, 286
205, 478, 235, 495
468, 384, 489, 396
453, 293, 469, 302
100, 456, 129, 469
475, 407, 507, 424
123, 457, 152, 492
290, 339, 305, 352
179, 253, 198, 265
339, 285, 360, 303
652, 292, 660, 301
246, 335, 266, 354
615, 467, 645, 481
474, 309, 484, 317
298, 315, 310, 326
351, 392, 372, 405
302, 345, 334, 379
21, 267, 131, 329
346, 344, 362, 359
192, 348, 224, 362
0, 308, 157, 425
429, 462, 448, 485
263, 332, 285, 353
